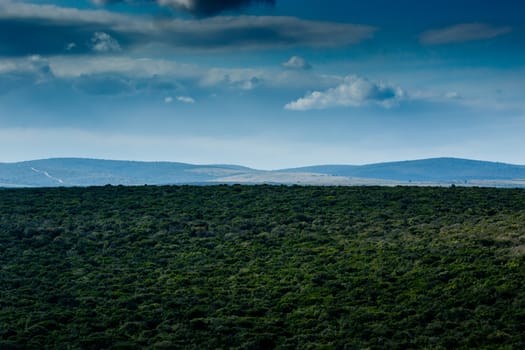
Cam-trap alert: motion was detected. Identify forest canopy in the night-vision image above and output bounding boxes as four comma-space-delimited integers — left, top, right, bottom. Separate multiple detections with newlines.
1, 185, 524, 349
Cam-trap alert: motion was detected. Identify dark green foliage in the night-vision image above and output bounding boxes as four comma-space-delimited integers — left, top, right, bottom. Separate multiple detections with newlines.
0, 185, 524, 349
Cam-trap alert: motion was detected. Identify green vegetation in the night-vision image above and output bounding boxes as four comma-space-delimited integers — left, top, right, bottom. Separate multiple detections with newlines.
1, 185, 525, 349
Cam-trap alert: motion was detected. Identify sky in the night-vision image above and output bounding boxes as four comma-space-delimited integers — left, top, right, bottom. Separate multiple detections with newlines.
0, 0, 524, 169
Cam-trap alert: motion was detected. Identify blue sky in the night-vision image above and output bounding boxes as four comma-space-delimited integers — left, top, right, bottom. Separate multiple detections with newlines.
0, 0, 524, 169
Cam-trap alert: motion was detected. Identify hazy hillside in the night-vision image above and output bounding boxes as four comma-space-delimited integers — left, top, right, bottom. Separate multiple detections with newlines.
284, 158, 525, 182
1, 157, 525, 187
0, 158, 253, 187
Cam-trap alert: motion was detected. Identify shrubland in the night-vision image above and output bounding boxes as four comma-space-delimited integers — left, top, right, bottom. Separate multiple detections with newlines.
1, 185, 524, 349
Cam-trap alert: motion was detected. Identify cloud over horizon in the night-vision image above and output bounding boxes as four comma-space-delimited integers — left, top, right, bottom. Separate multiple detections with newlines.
1, 0, 523, 169
285, 76, 405, 111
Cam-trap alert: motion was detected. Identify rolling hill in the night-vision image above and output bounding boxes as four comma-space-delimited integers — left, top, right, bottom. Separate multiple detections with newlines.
0, 158, 253, 187
1, 157, 525, 187
283, 158, 525, 182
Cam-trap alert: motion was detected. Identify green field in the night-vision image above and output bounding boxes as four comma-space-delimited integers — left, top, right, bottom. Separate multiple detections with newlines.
1, 185, 524, 349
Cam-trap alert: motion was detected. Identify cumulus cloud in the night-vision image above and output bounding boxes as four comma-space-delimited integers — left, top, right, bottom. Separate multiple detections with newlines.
282, 56, 311, 70
91, 32, 121, 53
285, 75, 405, 111
0, 0, 376, 56
420, 23, 512, 45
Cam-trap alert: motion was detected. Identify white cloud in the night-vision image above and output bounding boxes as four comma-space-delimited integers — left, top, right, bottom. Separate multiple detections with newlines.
420, 23, 511, 45
0, 55, 52, 75
0, 55, 289, 96
177, 96, 195, 103
164, 96, 173, 103
91, 32, 121, 53
282, 56, 311, 70
0, 0, 130, 34
285, 75, 405, 111
45, 55, 343, 92
49, 56, 198, 79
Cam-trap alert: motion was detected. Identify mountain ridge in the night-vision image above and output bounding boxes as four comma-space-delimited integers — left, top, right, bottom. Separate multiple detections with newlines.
282, 157, 525, 181
1, 157, 525, 187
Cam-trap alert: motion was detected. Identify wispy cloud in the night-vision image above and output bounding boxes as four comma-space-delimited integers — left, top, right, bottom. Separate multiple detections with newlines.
420, 23, 511, 45
177, 96, 195, 103
0, 55, 261, 97
94, 0, 275, 17
0, 0, 376, 56
285, 75, 405, 111
44, 55, 342, 91
73, 74, 134, 95
0, 55, 54, 94
164, 95, 195, 105
157, 0, 275, 16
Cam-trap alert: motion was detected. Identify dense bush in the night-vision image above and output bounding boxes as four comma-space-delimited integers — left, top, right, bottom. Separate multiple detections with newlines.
0, 185, 524, 349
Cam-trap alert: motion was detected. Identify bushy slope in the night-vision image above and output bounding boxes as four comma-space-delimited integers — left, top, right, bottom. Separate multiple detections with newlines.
1, 185, 524, 349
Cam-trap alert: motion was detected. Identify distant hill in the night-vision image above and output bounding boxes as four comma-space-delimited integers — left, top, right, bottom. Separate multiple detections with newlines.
283, 158, 525, 182
1, 157, 525, 187
0, 158, 254, 187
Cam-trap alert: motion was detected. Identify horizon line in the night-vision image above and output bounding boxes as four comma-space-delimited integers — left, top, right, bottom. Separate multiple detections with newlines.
1, 156, 524, 170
